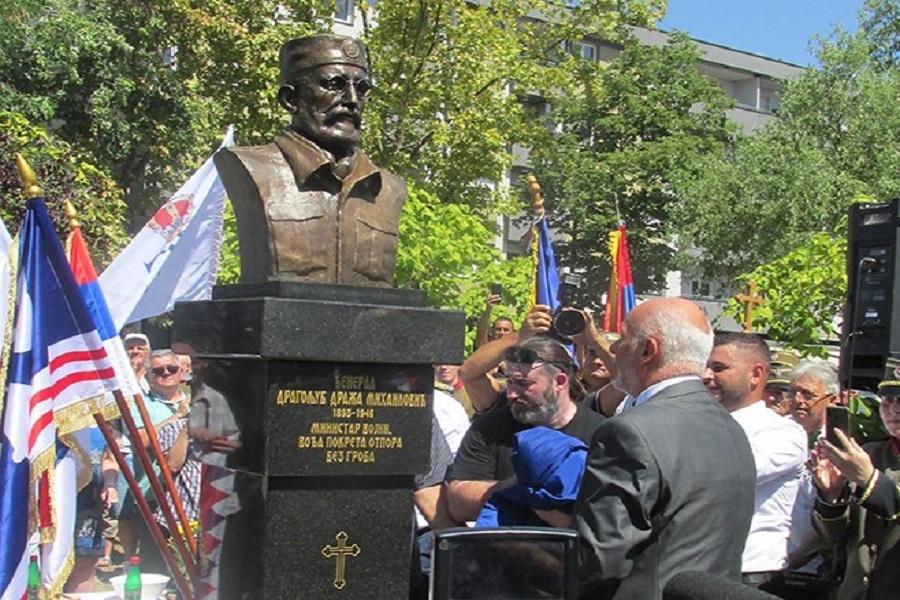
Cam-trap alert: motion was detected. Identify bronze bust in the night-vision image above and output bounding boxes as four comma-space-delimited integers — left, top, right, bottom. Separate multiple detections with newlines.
214, 35, 407, 287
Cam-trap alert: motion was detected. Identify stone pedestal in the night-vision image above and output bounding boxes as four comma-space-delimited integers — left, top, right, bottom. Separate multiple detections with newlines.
173, 283, 464, 599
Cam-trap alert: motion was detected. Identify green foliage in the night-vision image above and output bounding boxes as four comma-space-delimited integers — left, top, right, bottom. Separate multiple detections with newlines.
0, 111, 127, 264
362, 0, 666, 212
723, 234, 846, 354
395, 185, 532, 349
675, 15, 900, 281
529, 33, 734, 303
216, 201, 241, 285
0, 0, 330, 219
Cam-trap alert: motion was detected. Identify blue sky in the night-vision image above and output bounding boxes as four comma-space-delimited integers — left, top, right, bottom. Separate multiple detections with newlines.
658, 0, 862, 66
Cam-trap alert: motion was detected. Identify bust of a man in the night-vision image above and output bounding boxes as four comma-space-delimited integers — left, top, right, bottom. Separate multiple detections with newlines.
214, 34, 406, 287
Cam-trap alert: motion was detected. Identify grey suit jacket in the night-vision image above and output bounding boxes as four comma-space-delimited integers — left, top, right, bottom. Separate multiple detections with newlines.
575, 379, 755, 600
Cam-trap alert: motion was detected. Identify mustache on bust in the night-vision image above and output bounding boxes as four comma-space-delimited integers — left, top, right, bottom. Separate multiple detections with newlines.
325, 110, 361, 127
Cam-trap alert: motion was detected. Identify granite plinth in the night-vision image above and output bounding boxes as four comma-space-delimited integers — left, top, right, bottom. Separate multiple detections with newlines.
174, 284, 464, 364
174, 282, 463, 599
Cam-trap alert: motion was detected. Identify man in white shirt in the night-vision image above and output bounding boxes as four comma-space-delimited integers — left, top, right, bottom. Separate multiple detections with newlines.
704, 332, 808, 594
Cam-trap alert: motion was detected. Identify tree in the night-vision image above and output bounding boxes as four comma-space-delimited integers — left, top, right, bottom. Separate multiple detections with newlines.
674, 12, 900, 282
361, 0, 666, 212
722, 234, 846, 355
394, 185, 532, 350
0, 111, 127, 263
0, 0, 331, 220
528, 33, 735, 305
673, 2, 899, 343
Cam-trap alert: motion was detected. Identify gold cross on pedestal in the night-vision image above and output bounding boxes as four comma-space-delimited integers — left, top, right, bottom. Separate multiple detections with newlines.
735, 281, 764, 332
321, 531, 360, 590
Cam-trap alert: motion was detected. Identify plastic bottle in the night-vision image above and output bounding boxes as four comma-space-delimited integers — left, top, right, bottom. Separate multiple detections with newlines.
26, 555, 39, 600
123, 555, 142, 600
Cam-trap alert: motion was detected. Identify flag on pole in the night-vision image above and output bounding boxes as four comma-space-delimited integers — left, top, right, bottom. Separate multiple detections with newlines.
603, 223, 636, 333
531, 216, 561, 310
99, 126, 235, 330
67, 219, 142, 398
0, 198, 120, 600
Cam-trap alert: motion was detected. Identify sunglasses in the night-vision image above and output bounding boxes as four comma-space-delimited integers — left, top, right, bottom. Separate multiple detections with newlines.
152, 365, 181, 377
502, 346, 571, 373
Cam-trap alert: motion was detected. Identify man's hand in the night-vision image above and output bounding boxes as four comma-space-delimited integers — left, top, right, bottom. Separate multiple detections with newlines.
808, 447, 848, 503
486, 293, 502, 308
817, 431, 876, 488
520, 305, 553, 341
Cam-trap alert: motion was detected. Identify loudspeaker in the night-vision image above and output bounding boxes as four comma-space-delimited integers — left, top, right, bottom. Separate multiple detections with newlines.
841, 198, 900, 391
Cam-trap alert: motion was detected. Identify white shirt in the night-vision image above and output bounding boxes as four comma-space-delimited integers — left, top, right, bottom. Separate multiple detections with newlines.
415, 390, 470, 530
433, 389, 470, 456
730, 401, 808, 572
616, 375, 700, 414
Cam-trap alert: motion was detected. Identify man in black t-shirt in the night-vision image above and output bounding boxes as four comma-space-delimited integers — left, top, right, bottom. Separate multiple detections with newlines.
445, 336, 605, 523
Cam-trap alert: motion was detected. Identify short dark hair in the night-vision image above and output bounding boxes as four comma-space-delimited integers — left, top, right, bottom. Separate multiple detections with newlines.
713, 332, 770, 369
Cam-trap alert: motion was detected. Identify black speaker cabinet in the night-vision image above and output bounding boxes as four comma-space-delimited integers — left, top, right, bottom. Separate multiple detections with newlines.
841, 198, 900, 391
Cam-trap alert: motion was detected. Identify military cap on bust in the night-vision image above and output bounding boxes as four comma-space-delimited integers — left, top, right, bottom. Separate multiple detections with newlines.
280, 34, 368, 84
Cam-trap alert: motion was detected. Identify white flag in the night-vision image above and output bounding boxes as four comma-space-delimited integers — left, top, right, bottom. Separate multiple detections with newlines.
100, 126, 235, 329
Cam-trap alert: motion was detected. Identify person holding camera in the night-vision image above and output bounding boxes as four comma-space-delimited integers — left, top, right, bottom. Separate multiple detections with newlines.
808, 379, 900, 600
473, 288, 517, 350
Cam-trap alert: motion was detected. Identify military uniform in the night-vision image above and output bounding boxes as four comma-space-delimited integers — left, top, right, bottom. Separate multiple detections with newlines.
215, 130, 406, 286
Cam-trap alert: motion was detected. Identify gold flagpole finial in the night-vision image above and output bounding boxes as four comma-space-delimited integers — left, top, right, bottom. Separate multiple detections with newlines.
526, 174, 545, 219
15, 153, 42, 199
63, 200, 81, 230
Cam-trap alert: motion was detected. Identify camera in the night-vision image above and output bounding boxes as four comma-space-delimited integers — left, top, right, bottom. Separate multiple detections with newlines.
551, 273, 586, 338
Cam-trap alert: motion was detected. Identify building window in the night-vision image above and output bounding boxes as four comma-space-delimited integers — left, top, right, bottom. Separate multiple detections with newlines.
335, 0, 354, 24
562, 41, 598, 62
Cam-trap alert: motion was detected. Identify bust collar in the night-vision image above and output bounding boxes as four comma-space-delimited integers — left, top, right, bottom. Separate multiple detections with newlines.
276, 129, 382, 197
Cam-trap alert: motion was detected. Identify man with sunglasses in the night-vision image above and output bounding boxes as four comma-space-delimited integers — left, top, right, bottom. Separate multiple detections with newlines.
445, 336, 606, 524
214, 34, 406, 286
119, 349, 190, 561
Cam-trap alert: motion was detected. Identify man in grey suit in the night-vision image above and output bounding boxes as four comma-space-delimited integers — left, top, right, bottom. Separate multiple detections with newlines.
575, 298, 756, 599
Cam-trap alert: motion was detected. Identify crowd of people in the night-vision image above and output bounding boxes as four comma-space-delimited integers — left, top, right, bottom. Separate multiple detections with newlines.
421, 294, 898, 600
66, 294, 898, 600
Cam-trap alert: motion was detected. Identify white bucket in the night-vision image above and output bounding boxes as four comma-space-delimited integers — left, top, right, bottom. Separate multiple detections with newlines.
109, 573, 170, 600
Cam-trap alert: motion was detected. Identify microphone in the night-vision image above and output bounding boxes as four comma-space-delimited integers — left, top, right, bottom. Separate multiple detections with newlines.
663, 571, 781, 600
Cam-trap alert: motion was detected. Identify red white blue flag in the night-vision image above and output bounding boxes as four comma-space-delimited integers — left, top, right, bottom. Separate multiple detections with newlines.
0, 198, 119, 599
603, 223, 636, 333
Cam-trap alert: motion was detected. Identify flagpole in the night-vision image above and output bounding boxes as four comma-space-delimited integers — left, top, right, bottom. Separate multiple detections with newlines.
130, 391, 198, 554
113, 390, 199, 579
62, 199, 198, 557
94, 411, 192, 598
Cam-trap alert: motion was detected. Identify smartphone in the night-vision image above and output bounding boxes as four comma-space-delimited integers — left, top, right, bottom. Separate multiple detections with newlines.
490, 283, 503, 297
825, 405, 850, 448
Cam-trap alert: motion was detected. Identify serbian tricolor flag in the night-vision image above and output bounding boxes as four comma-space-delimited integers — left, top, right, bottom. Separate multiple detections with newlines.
67, 221, 142, 398
0, 198, 119, 599
603, 223, 636, 333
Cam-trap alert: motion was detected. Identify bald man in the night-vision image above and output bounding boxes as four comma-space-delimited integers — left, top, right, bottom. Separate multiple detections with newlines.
575, 298, 756, 600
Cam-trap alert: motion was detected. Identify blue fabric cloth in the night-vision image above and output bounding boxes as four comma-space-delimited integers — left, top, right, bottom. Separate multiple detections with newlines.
475, 426, 588, 527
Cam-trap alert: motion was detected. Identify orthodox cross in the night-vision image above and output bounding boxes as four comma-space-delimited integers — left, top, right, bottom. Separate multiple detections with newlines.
735, 281, 764, 332
321, 531, 360, 590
